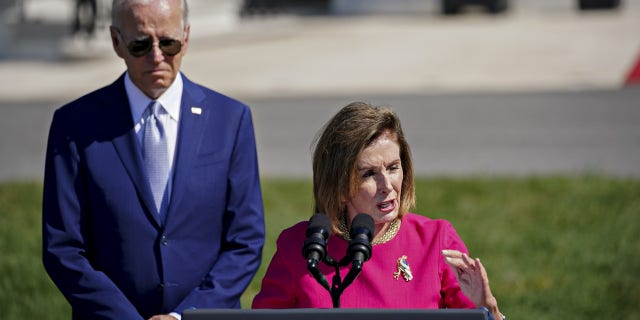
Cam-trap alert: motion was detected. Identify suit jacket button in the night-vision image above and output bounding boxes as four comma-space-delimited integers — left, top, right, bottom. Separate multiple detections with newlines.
157, 283, 164, 292
161, 236, 168, 245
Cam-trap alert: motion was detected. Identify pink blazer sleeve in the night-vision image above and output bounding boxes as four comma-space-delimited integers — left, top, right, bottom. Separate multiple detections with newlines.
252, 222, 307, 308
438, 220, 475, 308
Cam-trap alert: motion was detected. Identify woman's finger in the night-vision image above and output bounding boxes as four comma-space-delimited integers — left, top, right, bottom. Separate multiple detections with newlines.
460, 252, 476, 271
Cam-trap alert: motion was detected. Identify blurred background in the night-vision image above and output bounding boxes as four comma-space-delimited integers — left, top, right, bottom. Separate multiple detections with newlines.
1, 0, 639, 180
1, 0, 640, 319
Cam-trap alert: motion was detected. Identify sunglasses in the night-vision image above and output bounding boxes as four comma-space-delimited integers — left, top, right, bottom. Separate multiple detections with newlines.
115, 28, 183, 57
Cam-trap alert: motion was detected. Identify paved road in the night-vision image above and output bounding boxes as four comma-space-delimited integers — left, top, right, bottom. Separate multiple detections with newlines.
1, 1, 640, 181
3, 88, 640, 182
248, 88, 640, 178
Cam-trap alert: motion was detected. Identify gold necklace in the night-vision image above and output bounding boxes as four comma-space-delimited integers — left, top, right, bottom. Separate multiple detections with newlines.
338, 216, 401, 245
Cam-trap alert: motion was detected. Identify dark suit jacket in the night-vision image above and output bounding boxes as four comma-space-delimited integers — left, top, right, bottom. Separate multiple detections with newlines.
42, 73, 265, 319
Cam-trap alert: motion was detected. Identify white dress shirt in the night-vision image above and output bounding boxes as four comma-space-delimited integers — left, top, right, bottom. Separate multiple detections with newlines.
125, 72, 182, 212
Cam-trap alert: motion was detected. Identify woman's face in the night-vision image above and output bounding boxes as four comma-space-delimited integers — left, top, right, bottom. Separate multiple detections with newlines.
346, 131, 403, 226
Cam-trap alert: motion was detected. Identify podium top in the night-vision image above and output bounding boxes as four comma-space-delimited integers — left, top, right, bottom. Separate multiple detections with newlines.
183, 308, 488, 320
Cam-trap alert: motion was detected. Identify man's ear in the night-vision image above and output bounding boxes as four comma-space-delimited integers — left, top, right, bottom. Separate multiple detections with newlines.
110, 26, 125, 58
181, 24, 191, 55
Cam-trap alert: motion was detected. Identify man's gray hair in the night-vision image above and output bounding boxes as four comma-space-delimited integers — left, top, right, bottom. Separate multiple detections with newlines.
111, 0, 189, 29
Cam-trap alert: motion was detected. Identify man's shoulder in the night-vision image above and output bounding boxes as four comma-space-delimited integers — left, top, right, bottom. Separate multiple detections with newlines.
51, 76, 129, 136
182, 75, 250, 110
58, 76, 125, 114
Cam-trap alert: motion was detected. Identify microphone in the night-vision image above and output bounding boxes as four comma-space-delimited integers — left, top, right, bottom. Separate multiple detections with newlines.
347, 213, 374, 267
302, 213, 332, 291
302, 213, 332, 265
338, 213, 374, 294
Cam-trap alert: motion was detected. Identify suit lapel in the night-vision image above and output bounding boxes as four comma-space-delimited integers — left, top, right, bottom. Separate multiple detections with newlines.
164, 77, 207, 225
109, 76, 163, 227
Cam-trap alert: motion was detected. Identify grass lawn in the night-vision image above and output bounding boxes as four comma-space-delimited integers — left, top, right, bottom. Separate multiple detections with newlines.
1, 176, 639, 319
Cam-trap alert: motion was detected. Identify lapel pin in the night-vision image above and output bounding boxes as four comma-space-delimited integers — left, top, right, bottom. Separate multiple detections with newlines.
191, 107, 202, 115
393, 255, 413, 281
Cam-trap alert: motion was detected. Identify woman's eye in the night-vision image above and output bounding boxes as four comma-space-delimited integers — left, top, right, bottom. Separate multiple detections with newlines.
362, 170, 375, 178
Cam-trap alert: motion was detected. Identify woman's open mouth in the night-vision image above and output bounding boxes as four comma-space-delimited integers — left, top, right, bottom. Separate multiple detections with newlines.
377, 199, 396, 213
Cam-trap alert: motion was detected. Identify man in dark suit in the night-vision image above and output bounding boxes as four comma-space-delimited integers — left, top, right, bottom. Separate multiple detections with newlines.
42, 0, 265, 319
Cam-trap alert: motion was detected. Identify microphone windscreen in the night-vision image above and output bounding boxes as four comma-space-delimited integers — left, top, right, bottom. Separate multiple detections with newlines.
307, 213, 332, 239
350, 213, 374, 240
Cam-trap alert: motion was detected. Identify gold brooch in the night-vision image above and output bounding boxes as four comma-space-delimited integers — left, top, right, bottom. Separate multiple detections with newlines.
393, 255, 413, 281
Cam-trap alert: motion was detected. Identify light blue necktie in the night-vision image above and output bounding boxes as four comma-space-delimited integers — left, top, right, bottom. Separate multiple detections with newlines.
143, 101, 169, 214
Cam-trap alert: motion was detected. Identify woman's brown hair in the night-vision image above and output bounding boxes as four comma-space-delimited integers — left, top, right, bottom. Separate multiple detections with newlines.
312, 102, 415, 234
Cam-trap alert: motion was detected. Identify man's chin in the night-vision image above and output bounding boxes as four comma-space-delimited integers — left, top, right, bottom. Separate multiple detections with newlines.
142, 85, 168, 99
144, 78, 172, 97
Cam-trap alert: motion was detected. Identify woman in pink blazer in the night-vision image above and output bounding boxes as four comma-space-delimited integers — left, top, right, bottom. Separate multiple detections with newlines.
253, 102, 504, 320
